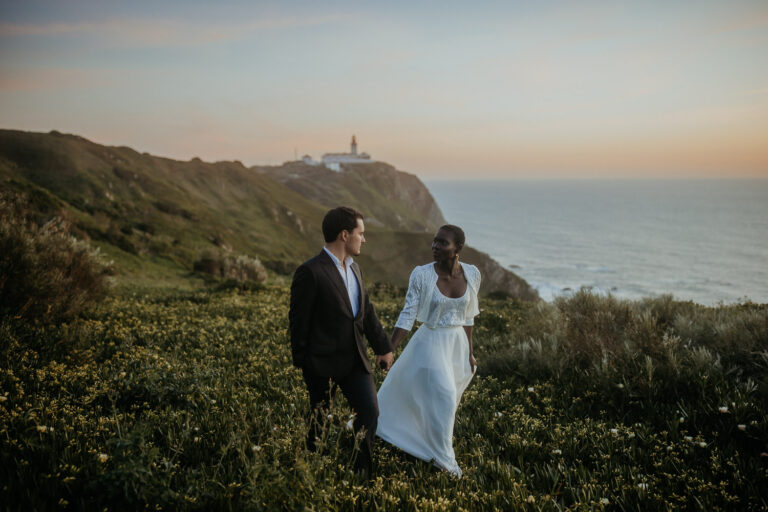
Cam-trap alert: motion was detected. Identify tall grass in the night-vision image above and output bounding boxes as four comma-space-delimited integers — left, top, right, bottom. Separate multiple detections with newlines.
0, 192, 113, 325
0, 287, 766, 510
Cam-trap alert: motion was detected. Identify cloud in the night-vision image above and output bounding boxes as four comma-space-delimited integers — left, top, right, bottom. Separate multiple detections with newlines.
0, 68, 115, 91
0, 13, 355, 47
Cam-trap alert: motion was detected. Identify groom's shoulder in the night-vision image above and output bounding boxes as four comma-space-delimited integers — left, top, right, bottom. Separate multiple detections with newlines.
295, 252, 325, 273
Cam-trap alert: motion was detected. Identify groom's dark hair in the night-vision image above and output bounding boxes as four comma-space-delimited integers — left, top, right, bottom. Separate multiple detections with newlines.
322, 206, 364, 242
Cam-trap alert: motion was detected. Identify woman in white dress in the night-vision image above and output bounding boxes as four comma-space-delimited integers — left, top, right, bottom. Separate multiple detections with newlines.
376, 224, 480, 476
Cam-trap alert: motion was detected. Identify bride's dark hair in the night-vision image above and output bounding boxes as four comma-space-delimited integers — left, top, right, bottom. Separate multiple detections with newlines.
439, 224, 465, 251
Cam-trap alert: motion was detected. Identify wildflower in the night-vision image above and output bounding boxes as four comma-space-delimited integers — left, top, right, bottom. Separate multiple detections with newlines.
97, 453, 108, 463
494, 412, 503, 418
718, 406, 728, 413
194, 427, 199, 432
251, 445, 261, 453
737, 424, 746, 431
616, 383, 624, 389
666, 446, 673, 452
610, 428, 618, 435
679, 417, 685, 423
600, 498, 610, 505
698, 442, 707, 448
627, 432, 635, 439
36, 425, 48, 433
327, 414, 333, 420
272, 426, 278, 431
552, 449, 562, 455
684, 436, 693, 442
527, 495, 535, 503
193, 437, 200, 443
527, 387, 535, 393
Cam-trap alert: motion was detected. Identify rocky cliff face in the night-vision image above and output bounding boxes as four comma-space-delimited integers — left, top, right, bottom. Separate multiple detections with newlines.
254, 161, 446, 232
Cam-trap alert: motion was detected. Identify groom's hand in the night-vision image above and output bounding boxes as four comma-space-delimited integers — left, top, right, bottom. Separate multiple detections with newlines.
375, 352, 394, 371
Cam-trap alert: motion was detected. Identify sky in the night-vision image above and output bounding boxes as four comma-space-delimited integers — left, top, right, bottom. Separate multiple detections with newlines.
1, 0, 767, 179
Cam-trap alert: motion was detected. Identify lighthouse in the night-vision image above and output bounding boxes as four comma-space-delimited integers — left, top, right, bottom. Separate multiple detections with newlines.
351, 135, 357, 155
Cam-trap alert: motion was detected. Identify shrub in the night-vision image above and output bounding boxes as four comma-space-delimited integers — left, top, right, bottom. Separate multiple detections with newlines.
0, 192, 114, 323
193, 249, 267, 288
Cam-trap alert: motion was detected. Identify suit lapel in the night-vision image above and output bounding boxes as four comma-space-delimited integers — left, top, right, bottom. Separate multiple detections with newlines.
318, 251, 354, 316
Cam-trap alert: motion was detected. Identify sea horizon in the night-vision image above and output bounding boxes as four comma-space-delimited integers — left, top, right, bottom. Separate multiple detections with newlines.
426, 177, 768, 305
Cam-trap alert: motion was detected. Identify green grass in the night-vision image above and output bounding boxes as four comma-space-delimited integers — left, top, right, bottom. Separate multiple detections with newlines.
1, 287, 766, 510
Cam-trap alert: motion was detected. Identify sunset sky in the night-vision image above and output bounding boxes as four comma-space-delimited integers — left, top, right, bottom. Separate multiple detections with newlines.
1, 1, 767, 179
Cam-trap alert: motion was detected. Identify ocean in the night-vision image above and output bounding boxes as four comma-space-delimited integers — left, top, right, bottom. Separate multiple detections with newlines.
426, 179, 768, 305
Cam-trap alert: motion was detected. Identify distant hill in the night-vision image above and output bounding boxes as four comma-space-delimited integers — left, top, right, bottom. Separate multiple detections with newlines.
255, 161, 446, 232
0, 129, 538, 299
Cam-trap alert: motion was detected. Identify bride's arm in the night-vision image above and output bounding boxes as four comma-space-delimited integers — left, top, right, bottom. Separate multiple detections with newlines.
389, 327, 409, 351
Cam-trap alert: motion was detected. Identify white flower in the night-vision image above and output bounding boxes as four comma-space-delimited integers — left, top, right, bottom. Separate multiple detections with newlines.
637, 483, 648, 491
97, 453, 109, 463
193, 436, 200, 443
679, 417, 685, 423
610, 428, 618, 435
552, 449, 562, 455
666, 445, 673, 452
616, 383, 624, 389
600, 498, 610, 505
251, 445, 261, 453
684, 436, 693, 442
526, 495, 535, 503
327, 414, 333, 420
698, 442, 707, 448
36, 425, 48, 433
627, 432, 635, 439
737, 424, 747, 431
718, 406, 728, 413
494, 412, 503, 418
527, 387, 535, 393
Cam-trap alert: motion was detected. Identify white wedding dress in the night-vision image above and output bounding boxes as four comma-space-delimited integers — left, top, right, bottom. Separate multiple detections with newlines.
376, 262, 481, 476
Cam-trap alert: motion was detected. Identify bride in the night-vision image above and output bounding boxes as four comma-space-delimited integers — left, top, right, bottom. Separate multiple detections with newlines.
376, 224, 480, 476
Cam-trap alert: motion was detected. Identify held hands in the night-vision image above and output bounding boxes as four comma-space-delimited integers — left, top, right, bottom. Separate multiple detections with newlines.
469, 353, 477, 373
375, 351, 394, 371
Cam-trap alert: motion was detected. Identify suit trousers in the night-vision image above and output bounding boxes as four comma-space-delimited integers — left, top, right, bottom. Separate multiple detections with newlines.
302, 361, 378, 477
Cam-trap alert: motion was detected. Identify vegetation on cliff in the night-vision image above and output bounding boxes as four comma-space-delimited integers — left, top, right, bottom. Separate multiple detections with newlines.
0, 129, 536, 298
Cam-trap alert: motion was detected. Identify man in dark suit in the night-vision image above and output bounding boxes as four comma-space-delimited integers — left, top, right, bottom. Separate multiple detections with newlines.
289, 206, 394, 478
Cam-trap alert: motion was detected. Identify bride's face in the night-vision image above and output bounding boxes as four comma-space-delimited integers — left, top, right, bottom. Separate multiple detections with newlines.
432, 229, 458, 262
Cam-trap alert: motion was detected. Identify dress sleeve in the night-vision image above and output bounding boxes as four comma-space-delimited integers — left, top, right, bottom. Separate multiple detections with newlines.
394, 267, 422, 331
464, 265, 481, 326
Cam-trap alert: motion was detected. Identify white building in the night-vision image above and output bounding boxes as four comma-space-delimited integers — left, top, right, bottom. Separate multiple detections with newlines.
320, 135, 374, 171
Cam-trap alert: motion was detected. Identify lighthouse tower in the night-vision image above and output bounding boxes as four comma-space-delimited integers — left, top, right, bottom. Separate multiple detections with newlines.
350, 135, 357, 155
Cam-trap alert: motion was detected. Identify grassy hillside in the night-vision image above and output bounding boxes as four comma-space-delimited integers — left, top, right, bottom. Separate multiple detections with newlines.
0, 129, 537, 297
256, 161, 446, 232
1, 287, 765, 510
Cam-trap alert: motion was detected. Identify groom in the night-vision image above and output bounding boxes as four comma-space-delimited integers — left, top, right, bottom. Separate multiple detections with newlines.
289, 206, 394, 478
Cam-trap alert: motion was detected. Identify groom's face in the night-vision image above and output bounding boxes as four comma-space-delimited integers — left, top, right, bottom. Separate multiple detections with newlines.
344, 218, 366, 256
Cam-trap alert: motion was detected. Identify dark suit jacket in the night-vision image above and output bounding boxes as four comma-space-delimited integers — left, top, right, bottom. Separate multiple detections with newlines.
289, 250, 392, 377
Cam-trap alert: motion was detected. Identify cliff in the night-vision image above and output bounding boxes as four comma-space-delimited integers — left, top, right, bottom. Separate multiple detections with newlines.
0, 129, 538, 298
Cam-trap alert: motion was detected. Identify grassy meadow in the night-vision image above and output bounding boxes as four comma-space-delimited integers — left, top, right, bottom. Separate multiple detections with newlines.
1, 285, 767, 511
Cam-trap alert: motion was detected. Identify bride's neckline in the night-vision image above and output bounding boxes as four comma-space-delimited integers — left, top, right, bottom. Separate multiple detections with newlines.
432, 262, 468, 299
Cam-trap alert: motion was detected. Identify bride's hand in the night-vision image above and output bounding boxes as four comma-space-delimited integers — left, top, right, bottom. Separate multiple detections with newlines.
469, 354, 477, 373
